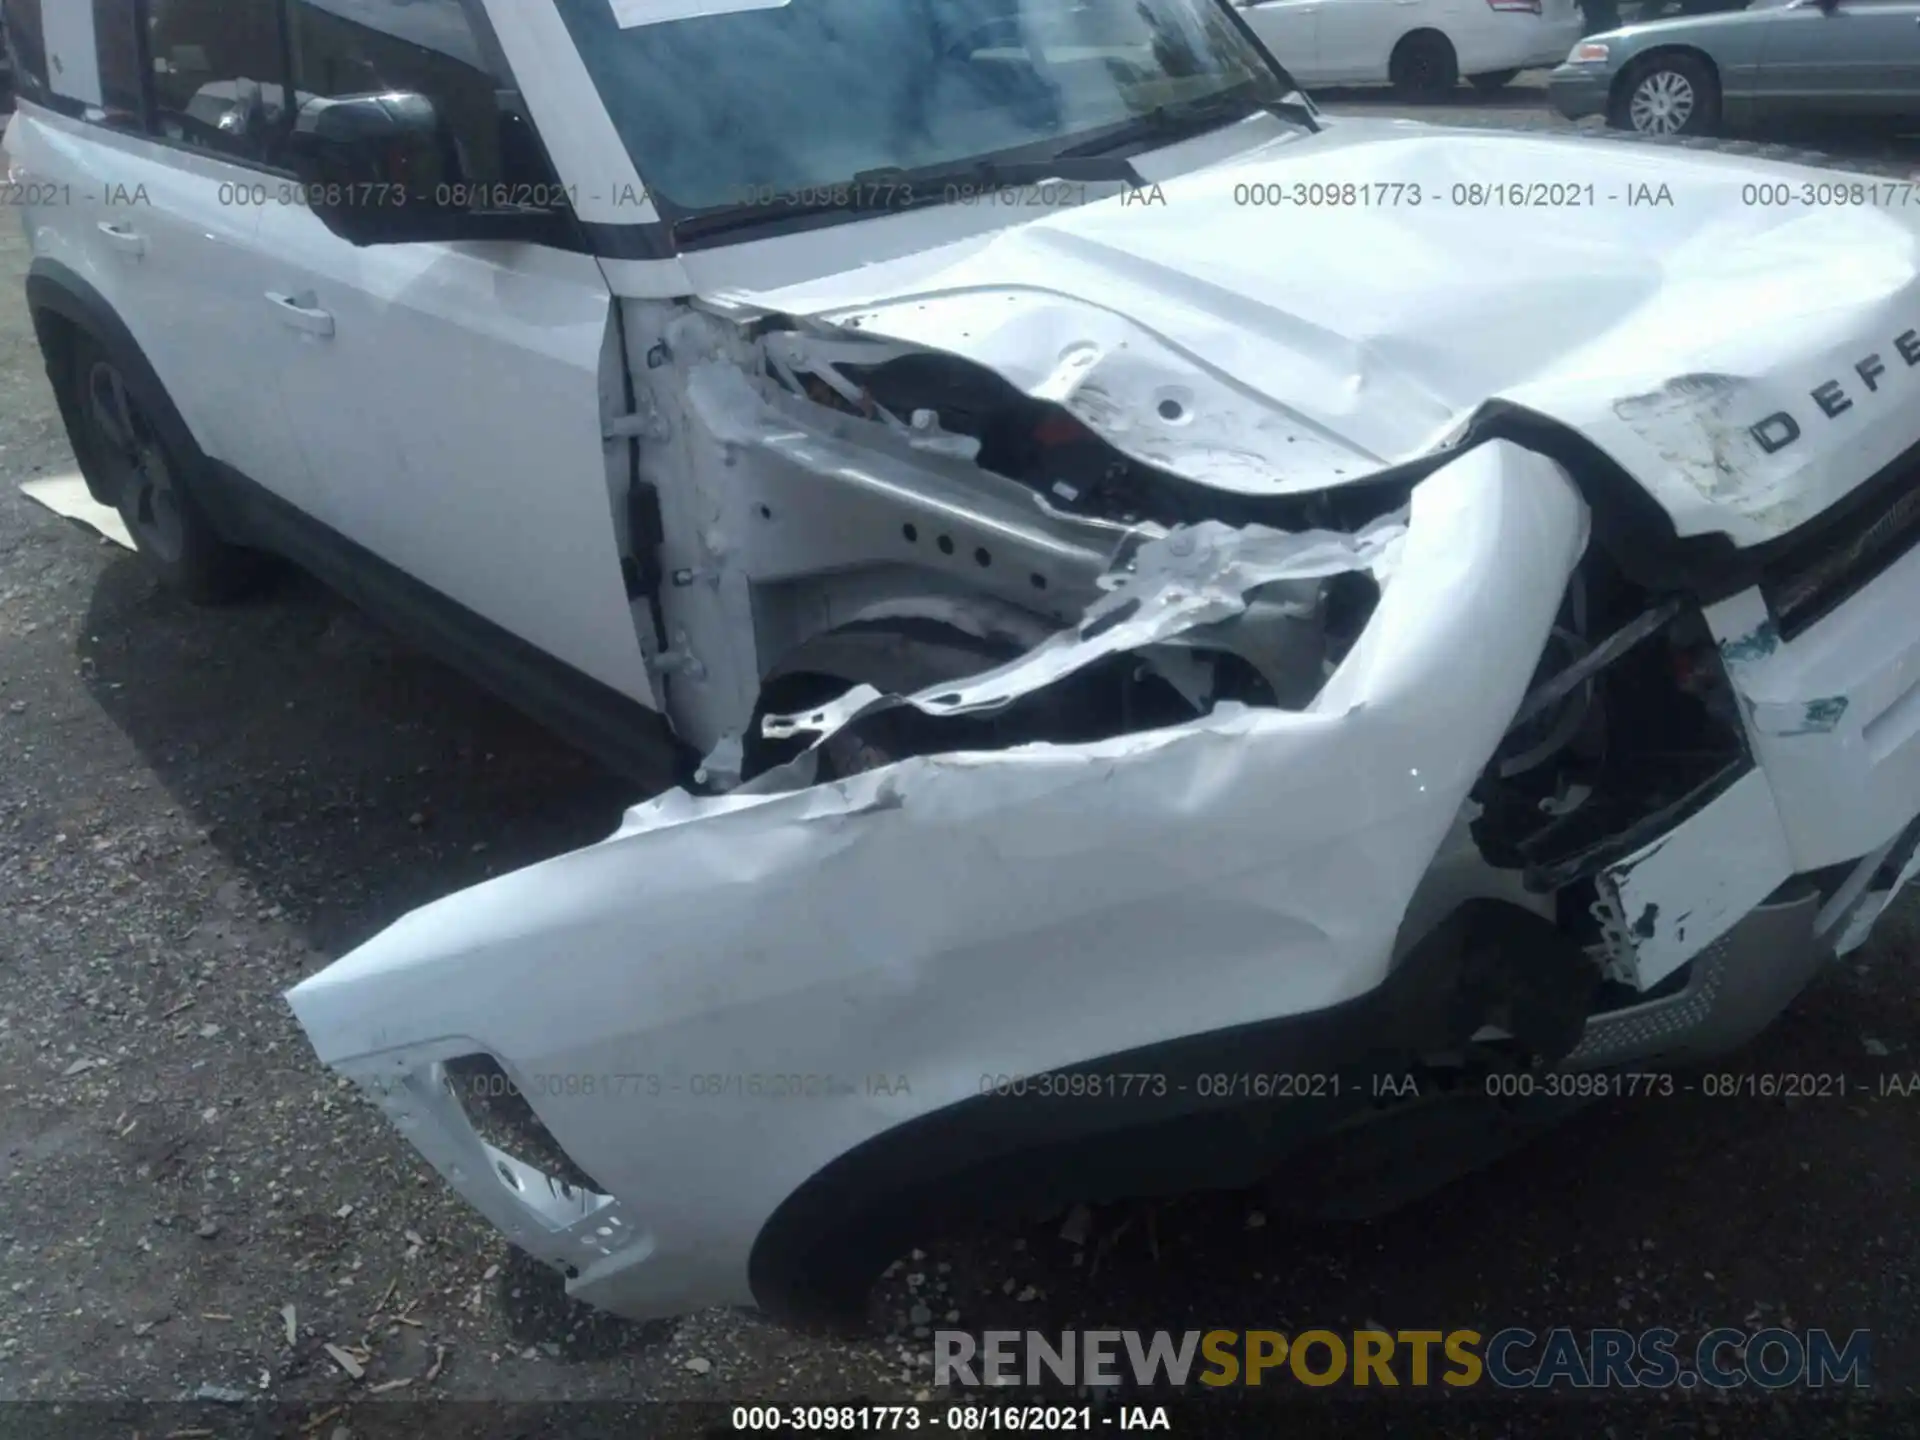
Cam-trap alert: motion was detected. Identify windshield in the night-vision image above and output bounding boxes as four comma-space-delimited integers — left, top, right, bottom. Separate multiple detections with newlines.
550, 0, 1292, 214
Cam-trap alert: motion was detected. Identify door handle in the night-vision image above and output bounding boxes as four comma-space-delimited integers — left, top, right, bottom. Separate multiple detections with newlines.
96, 221, 146, 257
265, 291, 335, 338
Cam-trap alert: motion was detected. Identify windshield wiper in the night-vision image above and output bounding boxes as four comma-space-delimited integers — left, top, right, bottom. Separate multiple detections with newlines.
854, 152, 1144, 194
671, 153, 1142, 244
1058, 85, 1317, 159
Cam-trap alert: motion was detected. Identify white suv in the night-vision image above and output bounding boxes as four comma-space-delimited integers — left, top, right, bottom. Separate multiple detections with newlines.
11, 0, 1920, 1326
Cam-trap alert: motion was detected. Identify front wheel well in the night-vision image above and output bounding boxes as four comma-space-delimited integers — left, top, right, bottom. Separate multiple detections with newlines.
742, 621, 1029, 777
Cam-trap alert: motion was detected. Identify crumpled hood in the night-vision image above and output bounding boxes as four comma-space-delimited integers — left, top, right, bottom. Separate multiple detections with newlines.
727, 120, 1920, 546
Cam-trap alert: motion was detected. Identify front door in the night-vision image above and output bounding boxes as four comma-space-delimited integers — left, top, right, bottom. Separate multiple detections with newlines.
254, 0, 656, 707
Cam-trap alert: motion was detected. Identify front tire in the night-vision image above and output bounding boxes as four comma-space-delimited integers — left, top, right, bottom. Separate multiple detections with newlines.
1468, 68, 1520, 92
64, 332, 265, 604
1390, 31, 1460, 99
1610, 52, 1720, 135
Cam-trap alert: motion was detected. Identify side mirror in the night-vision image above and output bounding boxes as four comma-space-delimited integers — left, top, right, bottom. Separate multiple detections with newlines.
287, 91, 565, 247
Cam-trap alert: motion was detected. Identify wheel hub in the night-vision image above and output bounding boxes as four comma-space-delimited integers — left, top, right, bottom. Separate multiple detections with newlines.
1630, 71, 1694, 134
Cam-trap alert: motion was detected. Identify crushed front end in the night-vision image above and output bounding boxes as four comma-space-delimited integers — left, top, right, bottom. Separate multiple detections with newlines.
285, 384, 1920, 1322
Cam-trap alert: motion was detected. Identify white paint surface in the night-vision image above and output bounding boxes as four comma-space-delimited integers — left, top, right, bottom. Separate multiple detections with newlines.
1598, 770, 1796, 992
288, 442, 1586, 1320
20, 474, 135, 550
707, 120, 1920, 550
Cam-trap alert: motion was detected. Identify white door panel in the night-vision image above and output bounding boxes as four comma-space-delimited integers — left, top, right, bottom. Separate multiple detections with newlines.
19, 117, 317, 511
254, 204, 655, 706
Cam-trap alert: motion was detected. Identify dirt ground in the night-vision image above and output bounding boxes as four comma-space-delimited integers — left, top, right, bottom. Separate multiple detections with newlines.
2, 89, 1919, 1437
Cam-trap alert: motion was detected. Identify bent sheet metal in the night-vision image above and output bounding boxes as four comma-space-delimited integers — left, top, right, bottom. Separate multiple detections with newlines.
286, 442, 1584, 1320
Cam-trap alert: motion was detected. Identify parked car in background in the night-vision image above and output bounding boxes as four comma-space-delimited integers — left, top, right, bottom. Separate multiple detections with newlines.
1240, 0, 1584, 95
1549, 0, 1920, 135
1629, 0, 1754, 16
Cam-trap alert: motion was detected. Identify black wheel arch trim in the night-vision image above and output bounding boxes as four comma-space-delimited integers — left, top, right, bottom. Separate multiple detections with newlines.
26, 258, 208, 515
745, 898, 1596, 1326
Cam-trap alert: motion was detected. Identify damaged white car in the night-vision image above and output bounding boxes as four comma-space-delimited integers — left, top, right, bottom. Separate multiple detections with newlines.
14, 0, 1920, 1324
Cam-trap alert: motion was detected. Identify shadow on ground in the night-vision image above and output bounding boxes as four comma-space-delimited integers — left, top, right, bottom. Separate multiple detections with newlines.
497, 1251, 678, 1361
73, 552, 651, 956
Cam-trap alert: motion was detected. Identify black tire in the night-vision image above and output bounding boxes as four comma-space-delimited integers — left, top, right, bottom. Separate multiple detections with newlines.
63, 331, 266, 604
1389, 31, 1459, 100
1468, 68, 1520, 92
1608, 51, 1720, 136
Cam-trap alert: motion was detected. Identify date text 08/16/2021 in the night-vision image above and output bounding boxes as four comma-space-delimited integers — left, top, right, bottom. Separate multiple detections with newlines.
449, 1066, 1920, 1106
728, 1405, 1163, 1432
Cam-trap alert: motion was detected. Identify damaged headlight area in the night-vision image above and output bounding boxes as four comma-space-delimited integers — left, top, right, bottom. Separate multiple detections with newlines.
1476, 575, 1746, 892
1468, 548, 1758, 1003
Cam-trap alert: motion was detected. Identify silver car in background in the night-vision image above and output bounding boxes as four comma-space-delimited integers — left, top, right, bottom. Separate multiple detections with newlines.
1549, 0, 1920, 135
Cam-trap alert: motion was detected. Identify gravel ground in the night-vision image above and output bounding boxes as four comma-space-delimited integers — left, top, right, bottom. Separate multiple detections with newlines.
2, 90, 1919, 1435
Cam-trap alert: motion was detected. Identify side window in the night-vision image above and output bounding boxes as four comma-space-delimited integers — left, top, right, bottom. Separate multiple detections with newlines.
93, 0, 148, 130
284, 0, 543, 191
146, 0, 294, 164
6, 0, 50, 97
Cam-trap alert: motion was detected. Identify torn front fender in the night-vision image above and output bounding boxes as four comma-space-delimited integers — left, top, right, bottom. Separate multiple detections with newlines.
284, 439, 1586, 1322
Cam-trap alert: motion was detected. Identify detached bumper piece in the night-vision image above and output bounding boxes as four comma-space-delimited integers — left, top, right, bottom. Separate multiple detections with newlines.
287, 441, 1592, 1321
285, 436, 1892, 1325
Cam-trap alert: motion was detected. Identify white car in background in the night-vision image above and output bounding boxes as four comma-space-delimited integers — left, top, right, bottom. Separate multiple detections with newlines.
1241, 0, 1585, 95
